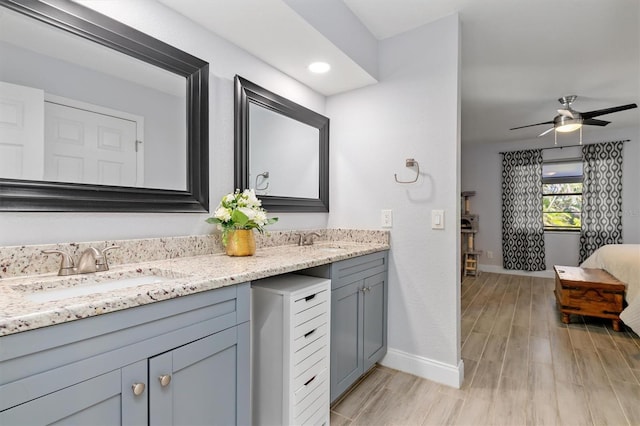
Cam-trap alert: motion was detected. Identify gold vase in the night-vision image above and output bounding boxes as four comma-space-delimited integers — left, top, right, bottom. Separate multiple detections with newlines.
225, 229, 256, 256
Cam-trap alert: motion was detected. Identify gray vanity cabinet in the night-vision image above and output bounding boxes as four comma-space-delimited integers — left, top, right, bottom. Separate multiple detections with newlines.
331, 267, 387, 402
302, 251, 389, 403
0, 283, 250, 425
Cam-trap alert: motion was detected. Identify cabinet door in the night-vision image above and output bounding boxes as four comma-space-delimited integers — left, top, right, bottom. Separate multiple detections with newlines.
330, 279, 364, 402
0, 360, 148, 426
149, 326, 240, 426
121, 360, 148, 426
363, 272, 388, 371
0, 369, 124, 425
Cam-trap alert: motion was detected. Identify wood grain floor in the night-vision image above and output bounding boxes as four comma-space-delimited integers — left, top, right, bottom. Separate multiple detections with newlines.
330, 272, 640, 425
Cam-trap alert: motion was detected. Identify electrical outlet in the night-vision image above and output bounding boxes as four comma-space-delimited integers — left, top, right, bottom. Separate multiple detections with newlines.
487, 251, 494, 259
381, 209, 393, 228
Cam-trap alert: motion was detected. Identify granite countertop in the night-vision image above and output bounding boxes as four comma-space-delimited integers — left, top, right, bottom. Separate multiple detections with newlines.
0, 241, 389, 336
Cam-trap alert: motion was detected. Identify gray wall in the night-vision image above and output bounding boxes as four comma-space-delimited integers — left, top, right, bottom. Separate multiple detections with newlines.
461, 127, 640, 273
328, 14, 462, 382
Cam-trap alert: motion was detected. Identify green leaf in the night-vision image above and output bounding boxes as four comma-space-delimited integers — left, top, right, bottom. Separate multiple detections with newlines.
231, 209, 250, 228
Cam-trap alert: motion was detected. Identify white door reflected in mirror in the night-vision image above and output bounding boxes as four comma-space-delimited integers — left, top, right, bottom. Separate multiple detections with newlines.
44, 100, 141, 187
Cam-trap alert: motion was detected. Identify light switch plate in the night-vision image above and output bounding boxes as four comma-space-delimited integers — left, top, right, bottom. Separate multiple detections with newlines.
431, 209, 444, 229
381, 209, 393, 228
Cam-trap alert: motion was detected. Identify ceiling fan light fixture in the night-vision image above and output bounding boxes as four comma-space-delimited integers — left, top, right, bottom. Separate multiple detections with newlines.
555, 115, 583, 133
556, 122, 582, 133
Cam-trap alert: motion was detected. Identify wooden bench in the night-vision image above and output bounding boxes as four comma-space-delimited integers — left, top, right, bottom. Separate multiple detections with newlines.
554, 265, 626, 331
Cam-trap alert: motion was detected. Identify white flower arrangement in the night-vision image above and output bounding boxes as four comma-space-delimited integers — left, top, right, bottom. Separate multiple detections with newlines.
206, 189, 278, 245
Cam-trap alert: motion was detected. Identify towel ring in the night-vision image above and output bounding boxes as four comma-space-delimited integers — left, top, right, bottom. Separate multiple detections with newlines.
394, 158, 419, 184
255, 171, 269, 191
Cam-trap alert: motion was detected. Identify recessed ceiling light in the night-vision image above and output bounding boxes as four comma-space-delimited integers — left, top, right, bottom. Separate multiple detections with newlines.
308, 62, 331, 73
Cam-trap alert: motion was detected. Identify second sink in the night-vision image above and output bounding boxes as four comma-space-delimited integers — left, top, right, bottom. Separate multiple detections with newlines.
14, 270, 181, 303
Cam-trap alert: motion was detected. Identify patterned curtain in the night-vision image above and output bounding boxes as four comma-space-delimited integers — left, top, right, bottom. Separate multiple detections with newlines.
501, 149, 546, 271
579, 141, 624, 263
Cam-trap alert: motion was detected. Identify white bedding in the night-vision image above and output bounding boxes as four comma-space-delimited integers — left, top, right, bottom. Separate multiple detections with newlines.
580, 244, 640, 334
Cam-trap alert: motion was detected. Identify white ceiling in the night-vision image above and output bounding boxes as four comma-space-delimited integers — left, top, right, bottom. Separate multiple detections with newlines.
160, 0, 639, 145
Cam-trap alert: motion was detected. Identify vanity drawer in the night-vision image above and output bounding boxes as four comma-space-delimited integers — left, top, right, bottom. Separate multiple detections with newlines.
293, 356, 327, 393
294, 376, 329, 425
293, 312, 327, 340
294, 368, 328, 416
294, 328, 327, 363
295, 393, 328, 426
295, 388, 327, 424
293, 289, 328, 314
294, 300, 327, 326
305, 404, 329, 426
294, 343, 326, 378
293, 323, 328, 357
294, 367, 327, 406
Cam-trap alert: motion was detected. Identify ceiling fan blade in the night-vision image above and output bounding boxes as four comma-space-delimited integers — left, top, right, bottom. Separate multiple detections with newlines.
583, 118, 611, 126
510, 120, 554, 130
557, 109, 574, 118
581, 103, 638, 119
538, 127, 555, 137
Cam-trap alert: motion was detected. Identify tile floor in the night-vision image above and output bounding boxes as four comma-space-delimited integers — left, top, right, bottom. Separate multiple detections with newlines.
330, 272, 640, 425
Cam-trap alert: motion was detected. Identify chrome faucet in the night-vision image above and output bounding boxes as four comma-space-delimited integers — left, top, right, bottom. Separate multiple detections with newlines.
298, 232, 321, 246
43, 246, 119, 276
76, 247, 101, 273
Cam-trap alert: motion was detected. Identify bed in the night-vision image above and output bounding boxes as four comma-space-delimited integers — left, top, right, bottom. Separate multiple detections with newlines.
580, 244, 640, 335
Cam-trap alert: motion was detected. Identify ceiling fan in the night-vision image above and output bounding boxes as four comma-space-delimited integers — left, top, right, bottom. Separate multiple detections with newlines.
510, 95, 638, 137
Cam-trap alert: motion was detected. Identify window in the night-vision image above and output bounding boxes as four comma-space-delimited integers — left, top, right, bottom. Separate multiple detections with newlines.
542, 160, 583, 231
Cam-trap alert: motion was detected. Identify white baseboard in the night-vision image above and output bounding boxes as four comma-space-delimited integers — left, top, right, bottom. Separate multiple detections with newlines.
379, 348, 464, 389
478, 264, 554, 278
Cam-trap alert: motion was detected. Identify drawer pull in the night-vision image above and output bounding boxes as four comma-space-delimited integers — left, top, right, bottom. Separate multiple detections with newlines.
304, 375, 316, 387
304, 328, 317, 339
159, 374, 172, 387
132, 382, 145, 396
305, 294, 316, 302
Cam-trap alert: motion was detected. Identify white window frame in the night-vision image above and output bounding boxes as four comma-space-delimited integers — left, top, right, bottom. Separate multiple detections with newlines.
542, 159, 583, 232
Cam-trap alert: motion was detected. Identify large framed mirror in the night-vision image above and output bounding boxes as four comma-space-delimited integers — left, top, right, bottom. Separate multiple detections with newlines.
234, 76, 329, 212
0, 0, 208, 212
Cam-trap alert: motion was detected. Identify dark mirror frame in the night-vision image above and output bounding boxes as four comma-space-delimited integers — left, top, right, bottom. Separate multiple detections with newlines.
234, 75, 329, 212
0, 0, 209, 212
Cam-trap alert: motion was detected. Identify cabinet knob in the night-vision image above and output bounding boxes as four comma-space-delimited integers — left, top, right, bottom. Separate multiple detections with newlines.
159, 374, 172, 387
132, 382, 145, 396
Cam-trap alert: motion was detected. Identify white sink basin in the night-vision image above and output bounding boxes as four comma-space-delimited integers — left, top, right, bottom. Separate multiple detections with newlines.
316, 247, 348, 253
297, 244, 350, 254
17, 271, 176, 303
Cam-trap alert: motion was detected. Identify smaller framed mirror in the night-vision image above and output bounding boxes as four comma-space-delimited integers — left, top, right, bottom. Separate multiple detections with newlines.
234, 76, 329, 212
